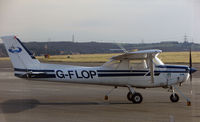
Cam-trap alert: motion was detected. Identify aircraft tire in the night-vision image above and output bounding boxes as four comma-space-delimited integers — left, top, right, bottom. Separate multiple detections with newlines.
170, 93, 179, 102
127, 92, 133, 101
131, 92, 143, 104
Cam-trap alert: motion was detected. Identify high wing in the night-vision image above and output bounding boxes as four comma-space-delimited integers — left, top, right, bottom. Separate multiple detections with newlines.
111, 49, 162, 60
110, 49, 162, 83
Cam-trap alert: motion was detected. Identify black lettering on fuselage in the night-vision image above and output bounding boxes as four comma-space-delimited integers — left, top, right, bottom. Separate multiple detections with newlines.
56, 70, 65, 78
81, 70, 90, 78
75, 70, 83, 78
56, 70, 97, 79
68, 70, 74, 79
89, 70, 96, 78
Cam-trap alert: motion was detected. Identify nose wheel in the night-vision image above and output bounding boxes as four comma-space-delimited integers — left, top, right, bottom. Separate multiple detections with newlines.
169, 85, 191, 106
170, 93, 179, 102
169, 86, 179, 102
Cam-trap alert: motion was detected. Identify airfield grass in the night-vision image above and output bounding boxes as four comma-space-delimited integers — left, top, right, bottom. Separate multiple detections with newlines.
0, 52, 200, 63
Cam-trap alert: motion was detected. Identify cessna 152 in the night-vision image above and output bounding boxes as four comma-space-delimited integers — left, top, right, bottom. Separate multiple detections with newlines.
1, 36, 197, 105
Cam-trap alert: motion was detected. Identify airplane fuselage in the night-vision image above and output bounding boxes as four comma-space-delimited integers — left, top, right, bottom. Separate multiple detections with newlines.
14, 63, 190, 88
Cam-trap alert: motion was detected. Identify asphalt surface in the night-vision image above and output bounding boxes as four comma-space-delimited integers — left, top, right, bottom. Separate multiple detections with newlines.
0, 61, 199, 122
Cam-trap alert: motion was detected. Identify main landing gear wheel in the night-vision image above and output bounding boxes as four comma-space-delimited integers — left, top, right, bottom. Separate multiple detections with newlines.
127, 92, 133, 101
130, 92, 143, 104
126, 85, 143, 104
170, 93, 179, 102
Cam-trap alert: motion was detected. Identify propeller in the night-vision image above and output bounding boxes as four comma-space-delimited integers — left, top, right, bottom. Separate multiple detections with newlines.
188, 45, 193, 98
189, 46, 192, 82
188, 44, 197, 82
189, 45, 197, 81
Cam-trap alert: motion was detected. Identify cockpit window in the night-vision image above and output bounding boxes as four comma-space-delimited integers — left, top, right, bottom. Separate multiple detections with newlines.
154, 56, 164, 65
103, 60, 120, 69
129, 60, 147, 70
103, 56, 164, 70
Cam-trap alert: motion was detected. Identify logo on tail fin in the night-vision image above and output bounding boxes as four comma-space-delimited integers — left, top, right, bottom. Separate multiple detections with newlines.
8, 46, 22, 53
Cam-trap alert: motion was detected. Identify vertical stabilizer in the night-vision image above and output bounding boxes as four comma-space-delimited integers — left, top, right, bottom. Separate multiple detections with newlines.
1, 36, 40, 69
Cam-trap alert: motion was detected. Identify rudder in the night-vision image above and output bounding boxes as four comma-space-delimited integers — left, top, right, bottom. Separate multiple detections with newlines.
1, 36, 40, 69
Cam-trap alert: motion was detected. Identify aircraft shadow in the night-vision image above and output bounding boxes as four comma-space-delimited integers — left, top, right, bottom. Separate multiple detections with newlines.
0, 99, 39, 113
0, 99, 132, 113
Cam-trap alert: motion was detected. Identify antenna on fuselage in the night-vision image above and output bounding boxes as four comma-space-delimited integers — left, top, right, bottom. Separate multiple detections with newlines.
116, 43, 128, 53
110, 42, 128, 53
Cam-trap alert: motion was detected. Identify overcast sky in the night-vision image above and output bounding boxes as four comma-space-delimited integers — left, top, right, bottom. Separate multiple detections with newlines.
0, 0, 199, 43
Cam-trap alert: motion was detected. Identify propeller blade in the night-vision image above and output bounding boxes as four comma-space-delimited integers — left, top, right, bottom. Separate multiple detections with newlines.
189, 46, 192, 82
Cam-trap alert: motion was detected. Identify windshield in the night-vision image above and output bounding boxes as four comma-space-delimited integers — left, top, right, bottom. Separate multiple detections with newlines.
103, 55, 164, 70
153, 55, 164, 65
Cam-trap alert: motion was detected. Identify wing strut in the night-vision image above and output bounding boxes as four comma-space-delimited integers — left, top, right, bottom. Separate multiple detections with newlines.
148, 54, 154, 83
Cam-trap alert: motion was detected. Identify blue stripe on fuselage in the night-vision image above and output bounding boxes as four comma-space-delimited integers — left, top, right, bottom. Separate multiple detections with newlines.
97, 65, 189, 77
14, 73, 56, 78
97, 70, 188, 73
14, 68, 54, 72
156, 65, 189, 69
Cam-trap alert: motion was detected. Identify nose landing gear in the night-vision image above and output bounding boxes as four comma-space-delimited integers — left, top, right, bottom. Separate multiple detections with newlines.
169, 86, 179, 102
169, 85, 191, 106
170, 93, 179, 102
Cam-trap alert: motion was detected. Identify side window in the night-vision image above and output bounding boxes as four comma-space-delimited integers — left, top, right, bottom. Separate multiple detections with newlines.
146, 57, 163, 69
129, 60, 147, 70
103, 60, 121, 69
146, 58, 156, 69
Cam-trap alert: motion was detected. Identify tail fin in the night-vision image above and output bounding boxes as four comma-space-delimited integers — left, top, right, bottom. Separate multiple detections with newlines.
1, 36, 40, 69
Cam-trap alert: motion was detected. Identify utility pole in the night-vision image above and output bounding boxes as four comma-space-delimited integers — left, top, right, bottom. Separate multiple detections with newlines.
184, 33, 188, 43
141, 39, 144, 44
72, 33, 75, 42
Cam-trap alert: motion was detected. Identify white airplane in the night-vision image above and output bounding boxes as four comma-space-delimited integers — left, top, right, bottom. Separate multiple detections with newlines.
1, 36, 197, 105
